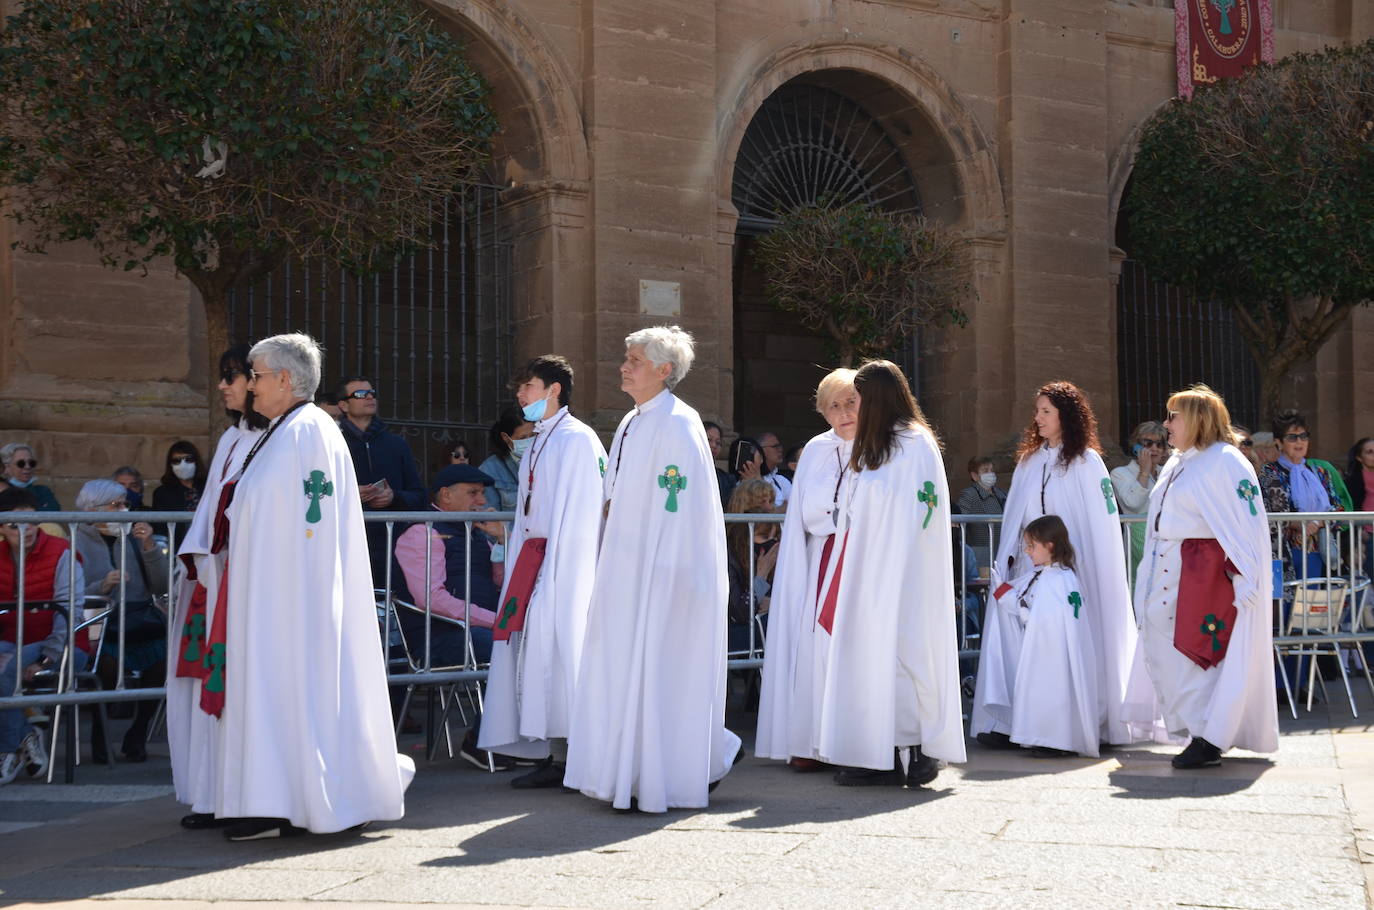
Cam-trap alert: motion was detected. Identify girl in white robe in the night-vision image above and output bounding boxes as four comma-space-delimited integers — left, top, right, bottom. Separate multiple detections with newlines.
1126, 385, 1278, 768
812, 360, 965, 787
973, 514, 1100, 757
168, 346, 265, 828
984, 381, 1144, 746
755, 368, 856, 765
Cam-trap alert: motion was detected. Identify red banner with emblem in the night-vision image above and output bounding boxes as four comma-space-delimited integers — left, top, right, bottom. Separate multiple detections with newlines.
1175, 0, 1275, 99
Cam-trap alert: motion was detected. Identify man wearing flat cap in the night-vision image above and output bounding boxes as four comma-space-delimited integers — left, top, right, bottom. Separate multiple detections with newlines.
393, 463, 509, 767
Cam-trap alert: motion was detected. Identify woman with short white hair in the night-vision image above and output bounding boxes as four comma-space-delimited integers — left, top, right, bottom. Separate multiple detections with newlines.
565, 325, 741, 812
1, 443, 60, 511
756, 368, 858, 768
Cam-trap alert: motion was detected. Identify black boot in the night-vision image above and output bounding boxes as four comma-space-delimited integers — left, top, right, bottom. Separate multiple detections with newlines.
1172, 737, 1222, 769
510, 757, 566, 789
834, 748, 904, 787
906, 746, 940, 787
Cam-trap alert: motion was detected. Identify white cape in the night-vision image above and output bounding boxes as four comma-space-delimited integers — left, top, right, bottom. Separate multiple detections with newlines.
219, 404, 413, 832
993, 444, 1143, 744
168, 422, 261, 813
480, 407, 606, 759
972, 565, 1100, 756
1125, 443, 1278, 753
813, 424, 966, 769
755, 430, 847, 761
564, 389, 741, 812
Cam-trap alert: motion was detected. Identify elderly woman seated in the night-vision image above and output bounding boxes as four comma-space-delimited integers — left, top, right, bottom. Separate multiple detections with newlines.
73, 479, 169, 763
1, 443, 60, 512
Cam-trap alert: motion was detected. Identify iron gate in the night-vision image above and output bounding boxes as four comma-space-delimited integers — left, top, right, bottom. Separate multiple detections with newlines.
1116, 258, 1261, 440
228, 183, 513, 474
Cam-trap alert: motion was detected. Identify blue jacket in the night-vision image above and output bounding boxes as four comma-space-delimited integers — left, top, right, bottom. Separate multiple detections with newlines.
338, 416, 427, 512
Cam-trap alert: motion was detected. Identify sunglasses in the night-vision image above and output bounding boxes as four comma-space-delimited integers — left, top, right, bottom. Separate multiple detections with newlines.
171, 456, 197, 465
11, 459, 37, 469
1239, 439, 1254, 448
346, 389, 378, 400
1283, 432, 1310, 442
220, 369, 246, 383
451, 451, 468, 459
1139, 440, 1165, 449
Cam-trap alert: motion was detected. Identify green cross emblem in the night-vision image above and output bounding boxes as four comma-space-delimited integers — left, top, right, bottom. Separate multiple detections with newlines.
1101, 478, 1117, 514
598, 457, 606, 478
497, 595, 518, 630
203, 643, 227, 694
1236, 479, 1258, 516
916, 481, 938, 530
181, 612, 206, 663
302, 470, 334, 524
1201, 613, 1227, 652
1068, 591, 1082, 619
658, 465, 687, 512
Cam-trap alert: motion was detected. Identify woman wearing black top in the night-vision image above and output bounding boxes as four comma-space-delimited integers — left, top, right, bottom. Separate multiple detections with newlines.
152, 441, 207, 548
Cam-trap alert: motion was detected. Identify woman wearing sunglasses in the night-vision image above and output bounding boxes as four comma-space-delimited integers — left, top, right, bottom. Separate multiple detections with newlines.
1260, 409, 1344, 572
152, 442, 209, 549
0, 443, 60, 511
1111, 421, 1169, 583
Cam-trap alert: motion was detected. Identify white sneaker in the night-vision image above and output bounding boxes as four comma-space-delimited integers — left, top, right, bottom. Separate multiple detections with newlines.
0, 751, 21, 786
20, 729, 49, 779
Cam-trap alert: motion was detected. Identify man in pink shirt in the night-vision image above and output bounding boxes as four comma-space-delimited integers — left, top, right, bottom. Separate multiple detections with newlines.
392, 464, 508, 767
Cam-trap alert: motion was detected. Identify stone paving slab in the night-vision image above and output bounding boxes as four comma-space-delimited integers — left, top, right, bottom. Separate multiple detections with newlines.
2, 697, 1374, 909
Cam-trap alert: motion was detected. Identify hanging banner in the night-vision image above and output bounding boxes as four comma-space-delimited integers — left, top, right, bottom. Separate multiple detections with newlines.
1175, 0, 1275, 99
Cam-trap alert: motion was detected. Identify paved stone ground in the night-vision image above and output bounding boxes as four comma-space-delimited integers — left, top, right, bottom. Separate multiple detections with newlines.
3, 686, 1374, 909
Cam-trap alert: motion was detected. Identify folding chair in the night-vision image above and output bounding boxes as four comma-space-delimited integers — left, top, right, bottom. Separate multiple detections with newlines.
1278, 576, 1365, 716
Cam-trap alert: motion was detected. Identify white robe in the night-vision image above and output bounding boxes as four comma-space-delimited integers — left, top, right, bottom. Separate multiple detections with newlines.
991, 444, 1143, 744
754, 430, 849, 761
1126, 443, 1278, 753
564, 389, 741, 812
479, 406, 606, 759
813, 424, 966, 770
218, 404, 414, 832
972, 565, 1100, 756
168, 421, 261, 814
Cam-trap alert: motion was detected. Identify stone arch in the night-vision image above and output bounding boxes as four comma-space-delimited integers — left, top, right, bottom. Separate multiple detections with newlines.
718, 35, 1006, 235
424, 0, 588, 184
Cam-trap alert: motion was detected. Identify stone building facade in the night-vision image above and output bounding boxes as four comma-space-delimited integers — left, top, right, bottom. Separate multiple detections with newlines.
1, 0, 1370, 504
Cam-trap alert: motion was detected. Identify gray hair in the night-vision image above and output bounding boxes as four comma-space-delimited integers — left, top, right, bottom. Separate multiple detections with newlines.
76, 478, 130, 511
249, 333, 323, 400
625, 325, 695, 390
111, 466, 141, 480
0, 442, 33, 466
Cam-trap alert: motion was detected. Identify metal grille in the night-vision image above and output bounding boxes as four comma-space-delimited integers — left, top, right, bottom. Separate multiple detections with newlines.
1116, 258, 1261, 440
731, 84, 921, 234
228, 183, 513, 472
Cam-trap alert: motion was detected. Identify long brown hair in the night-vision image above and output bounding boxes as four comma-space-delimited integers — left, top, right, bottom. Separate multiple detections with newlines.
725, 479, 776, 571
849, 360, 936, 471
1015, 380, 1102, 466
1024, 514, 1076, 571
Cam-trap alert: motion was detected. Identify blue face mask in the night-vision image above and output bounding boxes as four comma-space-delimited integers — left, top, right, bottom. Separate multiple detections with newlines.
126, 490, 144, 509
521, 397, 549, 423
8, 476, 32, 488
511, 436, 534, 459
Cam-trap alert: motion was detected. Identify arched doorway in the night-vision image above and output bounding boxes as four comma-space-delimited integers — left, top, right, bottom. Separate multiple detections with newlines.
1114, 176, 1260, 444
729, 70, 946, 448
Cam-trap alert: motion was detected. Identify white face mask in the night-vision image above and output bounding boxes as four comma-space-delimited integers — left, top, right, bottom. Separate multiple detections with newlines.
979, 472, 997, 488
511, 437, 534, 459
172, 461, 197, 481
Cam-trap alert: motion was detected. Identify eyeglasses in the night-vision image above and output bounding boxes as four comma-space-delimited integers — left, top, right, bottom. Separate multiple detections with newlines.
249, 369, 283, 381
451, 450, 468, 459
171, 456, 196, 465
1239, 439, 1254, 448
10, 459, 36, 469
1139, 440, 1165, 449
1283, 432, 1310, 442
220, 369, 245, 383
346, 389, 377, 400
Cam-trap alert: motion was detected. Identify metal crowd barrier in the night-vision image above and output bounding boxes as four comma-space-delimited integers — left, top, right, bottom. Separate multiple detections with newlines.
3, 509, 1371, 715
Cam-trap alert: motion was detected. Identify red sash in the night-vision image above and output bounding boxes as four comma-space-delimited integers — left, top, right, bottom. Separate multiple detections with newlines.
493, 538, 548, 642
199, 564, 229, 717
210, 479, 236, 555
175, 582, 210, 680
1174, 538, 1238, 671
816, 531, 849, 634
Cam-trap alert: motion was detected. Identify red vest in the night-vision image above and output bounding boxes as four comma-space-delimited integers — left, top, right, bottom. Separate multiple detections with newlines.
0, 531, 74, 647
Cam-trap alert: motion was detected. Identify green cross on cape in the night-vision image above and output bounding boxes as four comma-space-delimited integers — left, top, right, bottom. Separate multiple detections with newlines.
658, 465, 687, 512
181, 612, 206, 663
1068, 591, 1082, 619
303, 470, 334, 523
1236, 479, 1259, 516
1201, 613, 1227, 652
203, 643, 227, 694
497, 595, 519, 630
917, 481, 938, 530
1101, 478, 1117, 514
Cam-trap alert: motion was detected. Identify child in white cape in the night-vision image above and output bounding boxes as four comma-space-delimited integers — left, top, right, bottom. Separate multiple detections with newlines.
971, 514, 1101, 758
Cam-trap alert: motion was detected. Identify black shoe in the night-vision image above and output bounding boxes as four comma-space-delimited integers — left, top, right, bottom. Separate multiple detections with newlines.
1028, 746, 1078, 759
834, 766, 904, 787
458, 736, 514, 772
510, 758, 566, 790
121, 729, 148, 763
1171, 737, 1222, 769
906, 747, 940, 787
975, 731, 1017, 751
224, 818, 306, 841
120, 744, 148, 763
181, 813, 236, 830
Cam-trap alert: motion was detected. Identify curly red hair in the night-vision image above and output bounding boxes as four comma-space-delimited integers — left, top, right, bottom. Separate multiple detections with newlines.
1015, 381, 1103, 466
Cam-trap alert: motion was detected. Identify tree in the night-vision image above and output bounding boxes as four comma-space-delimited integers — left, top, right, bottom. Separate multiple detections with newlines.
1128, 40, 1374, 418
752, 202, 972, 366
0, 0, 495, 426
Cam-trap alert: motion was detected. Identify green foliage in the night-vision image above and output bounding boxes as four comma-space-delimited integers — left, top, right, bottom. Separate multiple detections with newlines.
1128, 40, 1374, 413
0, 0, 496, 278
753, 202, 972, 365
